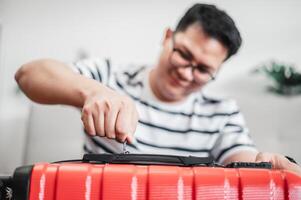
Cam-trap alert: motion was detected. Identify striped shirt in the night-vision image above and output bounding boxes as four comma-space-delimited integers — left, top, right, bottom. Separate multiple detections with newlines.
71, 58, 257, 163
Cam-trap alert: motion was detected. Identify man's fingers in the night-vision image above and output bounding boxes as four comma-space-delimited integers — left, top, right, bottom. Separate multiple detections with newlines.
82, 94, 138, 144
104, 106, 118, 139
115, 105, 135, 143
125, 134, 134, 144
82, 110, 96, 136
93, 111, 105, 137
126, 106, 139, 144
255, 152, 294, 170
130, 108, 139, 134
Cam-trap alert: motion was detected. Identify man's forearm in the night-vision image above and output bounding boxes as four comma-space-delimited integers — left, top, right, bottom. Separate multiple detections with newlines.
15, 58, 103, 107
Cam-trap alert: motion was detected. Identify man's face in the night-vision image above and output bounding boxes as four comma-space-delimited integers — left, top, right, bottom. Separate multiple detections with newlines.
150, 23, 228, 102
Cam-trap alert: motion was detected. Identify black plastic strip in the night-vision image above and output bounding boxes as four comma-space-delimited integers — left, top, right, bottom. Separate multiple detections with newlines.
12, 165, 33, 200
82, 153, 214, 166
52, 159, 83, 164
225, 162, 272, 169
0, 176, 12, 200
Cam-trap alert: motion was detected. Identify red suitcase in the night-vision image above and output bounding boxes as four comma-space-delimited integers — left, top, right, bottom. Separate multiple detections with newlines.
1, 154, 301, 200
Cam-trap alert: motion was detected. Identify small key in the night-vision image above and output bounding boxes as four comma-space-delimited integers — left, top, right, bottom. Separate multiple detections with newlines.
123, 140, 130, 154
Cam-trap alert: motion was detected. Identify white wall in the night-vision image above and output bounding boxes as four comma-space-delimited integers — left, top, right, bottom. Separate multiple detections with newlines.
0, 0, 301, 173
0, 0, 4, 114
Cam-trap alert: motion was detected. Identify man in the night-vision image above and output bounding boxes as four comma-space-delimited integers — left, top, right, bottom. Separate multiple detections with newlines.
15, 4, 301, 175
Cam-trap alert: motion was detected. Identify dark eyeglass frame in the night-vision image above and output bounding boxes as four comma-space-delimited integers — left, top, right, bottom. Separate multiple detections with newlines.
169, 34, 216, 81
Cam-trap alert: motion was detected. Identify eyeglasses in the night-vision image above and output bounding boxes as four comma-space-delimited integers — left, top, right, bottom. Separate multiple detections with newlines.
169, 34, 216, 82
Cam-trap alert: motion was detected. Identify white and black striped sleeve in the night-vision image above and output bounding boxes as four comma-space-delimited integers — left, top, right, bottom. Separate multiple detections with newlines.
70, 58, 112, 84
211, 100, 258, 163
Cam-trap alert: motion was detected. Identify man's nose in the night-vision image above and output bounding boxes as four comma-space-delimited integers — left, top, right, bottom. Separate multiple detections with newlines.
177, 66, 194, 82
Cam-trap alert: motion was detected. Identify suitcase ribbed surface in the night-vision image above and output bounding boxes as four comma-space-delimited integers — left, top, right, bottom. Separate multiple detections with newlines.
29, 163, 301, 200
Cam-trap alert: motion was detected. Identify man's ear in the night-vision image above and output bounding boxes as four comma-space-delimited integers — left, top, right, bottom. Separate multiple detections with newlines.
162, 28, 173, 45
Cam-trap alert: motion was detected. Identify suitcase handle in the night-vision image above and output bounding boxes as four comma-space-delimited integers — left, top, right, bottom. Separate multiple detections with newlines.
82, 153, 215, 166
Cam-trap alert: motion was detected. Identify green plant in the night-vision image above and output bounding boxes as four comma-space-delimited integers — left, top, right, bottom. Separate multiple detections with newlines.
253, 61, 301, 95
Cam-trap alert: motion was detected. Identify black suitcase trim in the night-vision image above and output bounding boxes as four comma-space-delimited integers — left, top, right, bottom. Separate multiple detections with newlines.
12, 165, 33, 200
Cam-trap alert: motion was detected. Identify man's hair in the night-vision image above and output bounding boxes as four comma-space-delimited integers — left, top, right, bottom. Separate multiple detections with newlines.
175, 4, 242, 60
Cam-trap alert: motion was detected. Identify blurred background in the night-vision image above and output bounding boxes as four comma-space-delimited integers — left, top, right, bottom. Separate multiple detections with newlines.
0, 0, 301, 174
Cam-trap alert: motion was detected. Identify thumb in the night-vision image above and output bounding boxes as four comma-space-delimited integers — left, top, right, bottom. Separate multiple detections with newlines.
255, 152, 301, 176
125, 134, 134, 144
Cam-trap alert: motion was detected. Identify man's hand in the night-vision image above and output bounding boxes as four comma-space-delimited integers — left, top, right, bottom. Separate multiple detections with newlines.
255, 152, 301, 176
81, 87, 139, 144
15, 59, 139, 144
222, 151, 301, 177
